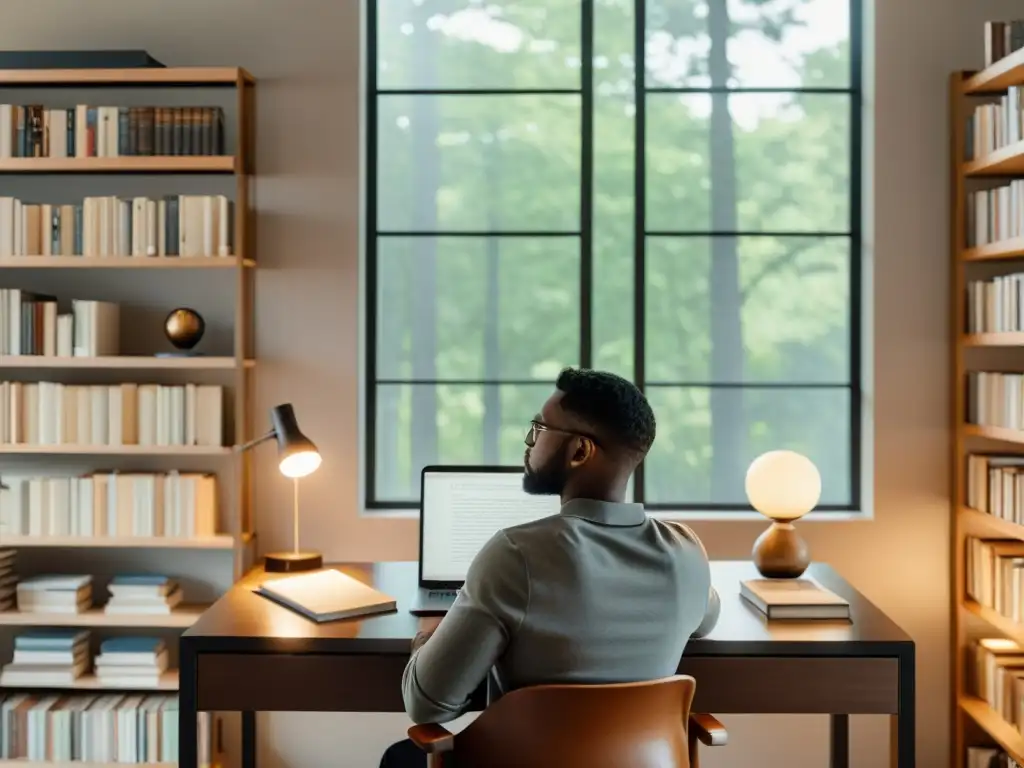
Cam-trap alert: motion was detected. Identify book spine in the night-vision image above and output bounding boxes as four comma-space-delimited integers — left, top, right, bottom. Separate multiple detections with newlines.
118, 107, 130, 156
65, 107, 74, 157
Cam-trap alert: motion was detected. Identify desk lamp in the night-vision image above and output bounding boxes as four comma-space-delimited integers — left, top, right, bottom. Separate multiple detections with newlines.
237, 403, 323, 573
746, 450, 821, 579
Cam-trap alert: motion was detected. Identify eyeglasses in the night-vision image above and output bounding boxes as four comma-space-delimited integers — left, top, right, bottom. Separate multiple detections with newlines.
525, 419, 600, 448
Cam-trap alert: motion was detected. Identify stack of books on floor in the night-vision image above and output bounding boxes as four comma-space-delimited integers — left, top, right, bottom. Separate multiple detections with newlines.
0, 549, 16, 610
0, 692, 211, 763
105, 574, 183, 615
0, 629, 90, 687
16, 574, 92, 614
94, 637, 168, 688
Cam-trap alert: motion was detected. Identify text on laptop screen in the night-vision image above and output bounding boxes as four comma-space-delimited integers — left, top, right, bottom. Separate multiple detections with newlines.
421, 470, 561, 583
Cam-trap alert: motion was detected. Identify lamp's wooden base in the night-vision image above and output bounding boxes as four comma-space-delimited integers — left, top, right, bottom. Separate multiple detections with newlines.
752, 522, 810, 579
264, 551, 323, 573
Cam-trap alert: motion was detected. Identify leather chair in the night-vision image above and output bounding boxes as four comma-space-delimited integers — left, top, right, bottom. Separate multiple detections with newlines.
407, 675, 727, 768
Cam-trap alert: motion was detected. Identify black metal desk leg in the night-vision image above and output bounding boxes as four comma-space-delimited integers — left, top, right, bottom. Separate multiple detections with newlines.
178, 643, 198, 768
893, 648, 916, 767
830, 714, 849, 768
242, 710, 257, 768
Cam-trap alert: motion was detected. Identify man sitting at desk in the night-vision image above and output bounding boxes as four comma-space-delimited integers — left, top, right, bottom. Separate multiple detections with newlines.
381, 368, 720, 767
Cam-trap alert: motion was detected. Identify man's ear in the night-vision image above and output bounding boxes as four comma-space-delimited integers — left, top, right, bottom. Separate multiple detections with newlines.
569, 437, 594, 468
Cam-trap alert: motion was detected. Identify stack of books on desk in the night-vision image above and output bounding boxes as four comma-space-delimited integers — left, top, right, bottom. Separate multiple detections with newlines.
16, 574, 92, 614
104, 574, 182, 615
94, 637, 168, 687
0, 629, 90, 686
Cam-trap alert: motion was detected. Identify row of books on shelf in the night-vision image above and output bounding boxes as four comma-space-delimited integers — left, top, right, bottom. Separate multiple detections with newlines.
966, 537, 1024, 622
967, 454, 1024, 525
965, 89, 1024, 161
0, 691, 209, 764
967, 372, 1024, 431
0, 381, 224, 447
0, 292, 118, 357
966, 276, 1024, 334
970, 637, 1024, 737
8, 574, 183, 617
0, 194, 234, 258
984, 20, 1024, 67
1, 632, 172, 689
966, 182, 1024, 248
0, 473, 218, 540
0, 104, 226, 159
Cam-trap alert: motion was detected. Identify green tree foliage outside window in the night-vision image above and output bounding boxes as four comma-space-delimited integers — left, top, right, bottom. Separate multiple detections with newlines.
367, 0, 861, 510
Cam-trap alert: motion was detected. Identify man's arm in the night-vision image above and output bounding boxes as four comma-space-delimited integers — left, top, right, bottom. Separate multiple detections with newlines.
665, 521, 720, 638
401, 531, 529, 724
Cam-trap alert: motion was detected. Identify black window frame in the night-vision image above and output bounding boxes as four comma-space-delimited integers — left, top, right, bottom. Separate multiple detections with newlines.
364, 0, 864, 513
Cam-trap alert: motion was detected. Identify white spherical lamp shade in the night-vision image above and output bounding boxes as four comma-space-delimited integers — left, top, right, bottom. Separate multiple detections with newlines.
745, 450, 822, 522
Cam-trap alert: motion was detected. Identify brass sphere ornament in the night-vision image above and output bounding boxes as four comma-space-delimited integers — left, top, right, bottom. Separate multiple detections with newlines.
746, 450, 821, 579
164, 307, 205, 352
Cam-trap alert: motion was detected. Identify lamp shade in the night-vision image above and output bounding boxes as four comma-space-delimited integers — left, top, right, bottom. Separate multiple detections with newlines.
270, 404, 322, 478
745, 450, 821, 522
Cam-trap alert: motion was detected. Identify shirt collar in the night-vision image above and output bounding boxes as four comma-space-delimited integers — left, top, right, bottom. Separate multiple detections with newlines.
560, 498, 647, 527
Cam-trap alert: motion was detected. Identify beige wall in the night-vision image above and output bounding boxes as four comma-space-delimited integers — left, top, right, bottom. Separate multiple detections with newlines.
2, 0, 1021, 765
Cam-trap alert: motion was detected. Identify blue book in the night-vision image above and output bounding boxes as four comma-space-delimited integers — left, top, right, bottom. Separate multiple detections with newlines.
15, 629, 88, 650
99, 636, 164, 655
109, 574, 169, 586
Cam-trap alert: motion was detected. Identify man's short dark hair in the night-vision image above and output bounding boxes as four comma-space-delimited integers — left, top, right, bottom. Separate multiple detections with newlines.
555, 368, 656, 456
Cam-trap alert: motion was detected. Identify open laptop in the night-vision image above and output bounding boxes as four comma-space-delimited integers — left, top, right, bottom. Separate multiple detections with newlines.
409, 465, 561, 615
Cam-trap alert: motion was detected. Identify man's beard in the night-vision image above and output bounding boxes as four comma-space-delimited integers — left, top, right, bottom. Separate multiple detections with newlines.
523, 454, 568, 496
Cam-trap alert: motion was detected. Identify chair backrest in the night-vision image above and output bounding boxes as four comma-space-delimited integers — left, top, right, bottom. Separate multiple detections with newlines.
449, 675, 696, 768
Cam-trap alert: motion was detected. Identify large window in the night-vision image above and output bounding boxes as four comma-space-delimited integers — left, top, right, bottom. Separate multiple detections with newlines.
366, 0, 863, 511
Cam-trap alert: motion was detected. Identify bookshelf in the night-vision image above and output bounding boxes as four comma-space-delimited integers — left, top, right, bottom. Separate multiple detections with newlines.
0, 256, 254, 269
0, 66, 255, 764
953, 44, 1024, 766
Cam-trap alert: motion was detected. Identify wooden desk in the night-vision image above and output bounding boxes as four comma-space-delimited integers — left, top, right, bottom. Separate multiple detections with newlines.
178, 561, 914, 768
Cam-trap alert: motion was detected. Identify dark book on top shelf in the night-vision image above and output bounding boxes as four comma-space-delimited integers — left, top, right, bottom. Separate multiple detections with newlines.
0, 50, 164, 69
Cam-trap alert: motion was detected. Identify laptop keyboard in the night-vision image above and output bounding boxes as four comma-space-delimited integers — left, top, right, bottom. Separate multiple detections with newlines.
427, 589, 459, 599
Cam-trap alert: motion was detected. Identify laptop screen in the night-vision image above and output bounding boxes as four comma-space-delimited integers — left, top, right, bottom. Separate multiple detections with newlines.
420, 468, 561, 585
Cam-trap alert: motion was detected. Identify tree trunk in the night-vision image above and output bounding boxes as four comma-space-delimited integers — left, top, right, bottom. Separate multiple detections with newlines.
409, 6, 440, 490
707, 0, 746, 501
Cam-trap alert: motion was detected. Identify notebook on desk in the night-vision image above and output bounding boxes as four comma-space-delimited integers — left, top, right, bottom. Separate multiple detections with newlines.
740, 577, 851, 620
255, 569, 397, 623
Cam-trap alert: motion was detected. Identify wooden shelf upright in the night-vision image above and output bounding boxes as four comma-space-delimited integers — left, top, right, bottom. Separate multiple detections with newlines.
952, 49, 1024, 766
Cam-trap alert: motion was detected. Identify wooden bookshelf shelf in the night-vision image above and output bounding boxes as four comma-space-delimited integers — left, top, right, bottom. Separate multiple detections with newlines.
0, 156, 235, 173
0, 356, 254, 370
965, 49, 1024, 93
0, 444, 231, 456
0, 535, 235, 550
0, 66, 253, 86
961, 696, 1024, 763
0, 255, 252, 269
963, 600, 1024, 645
960, 505, 1024, 538
963, 424, 1024, 444
953, 66, 1024, 763
963, 237, 1024, 262
964, 141, 1024, 176
0, 671, 178, 692
962, 332, 1024, 346
0, 605, 207, 628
